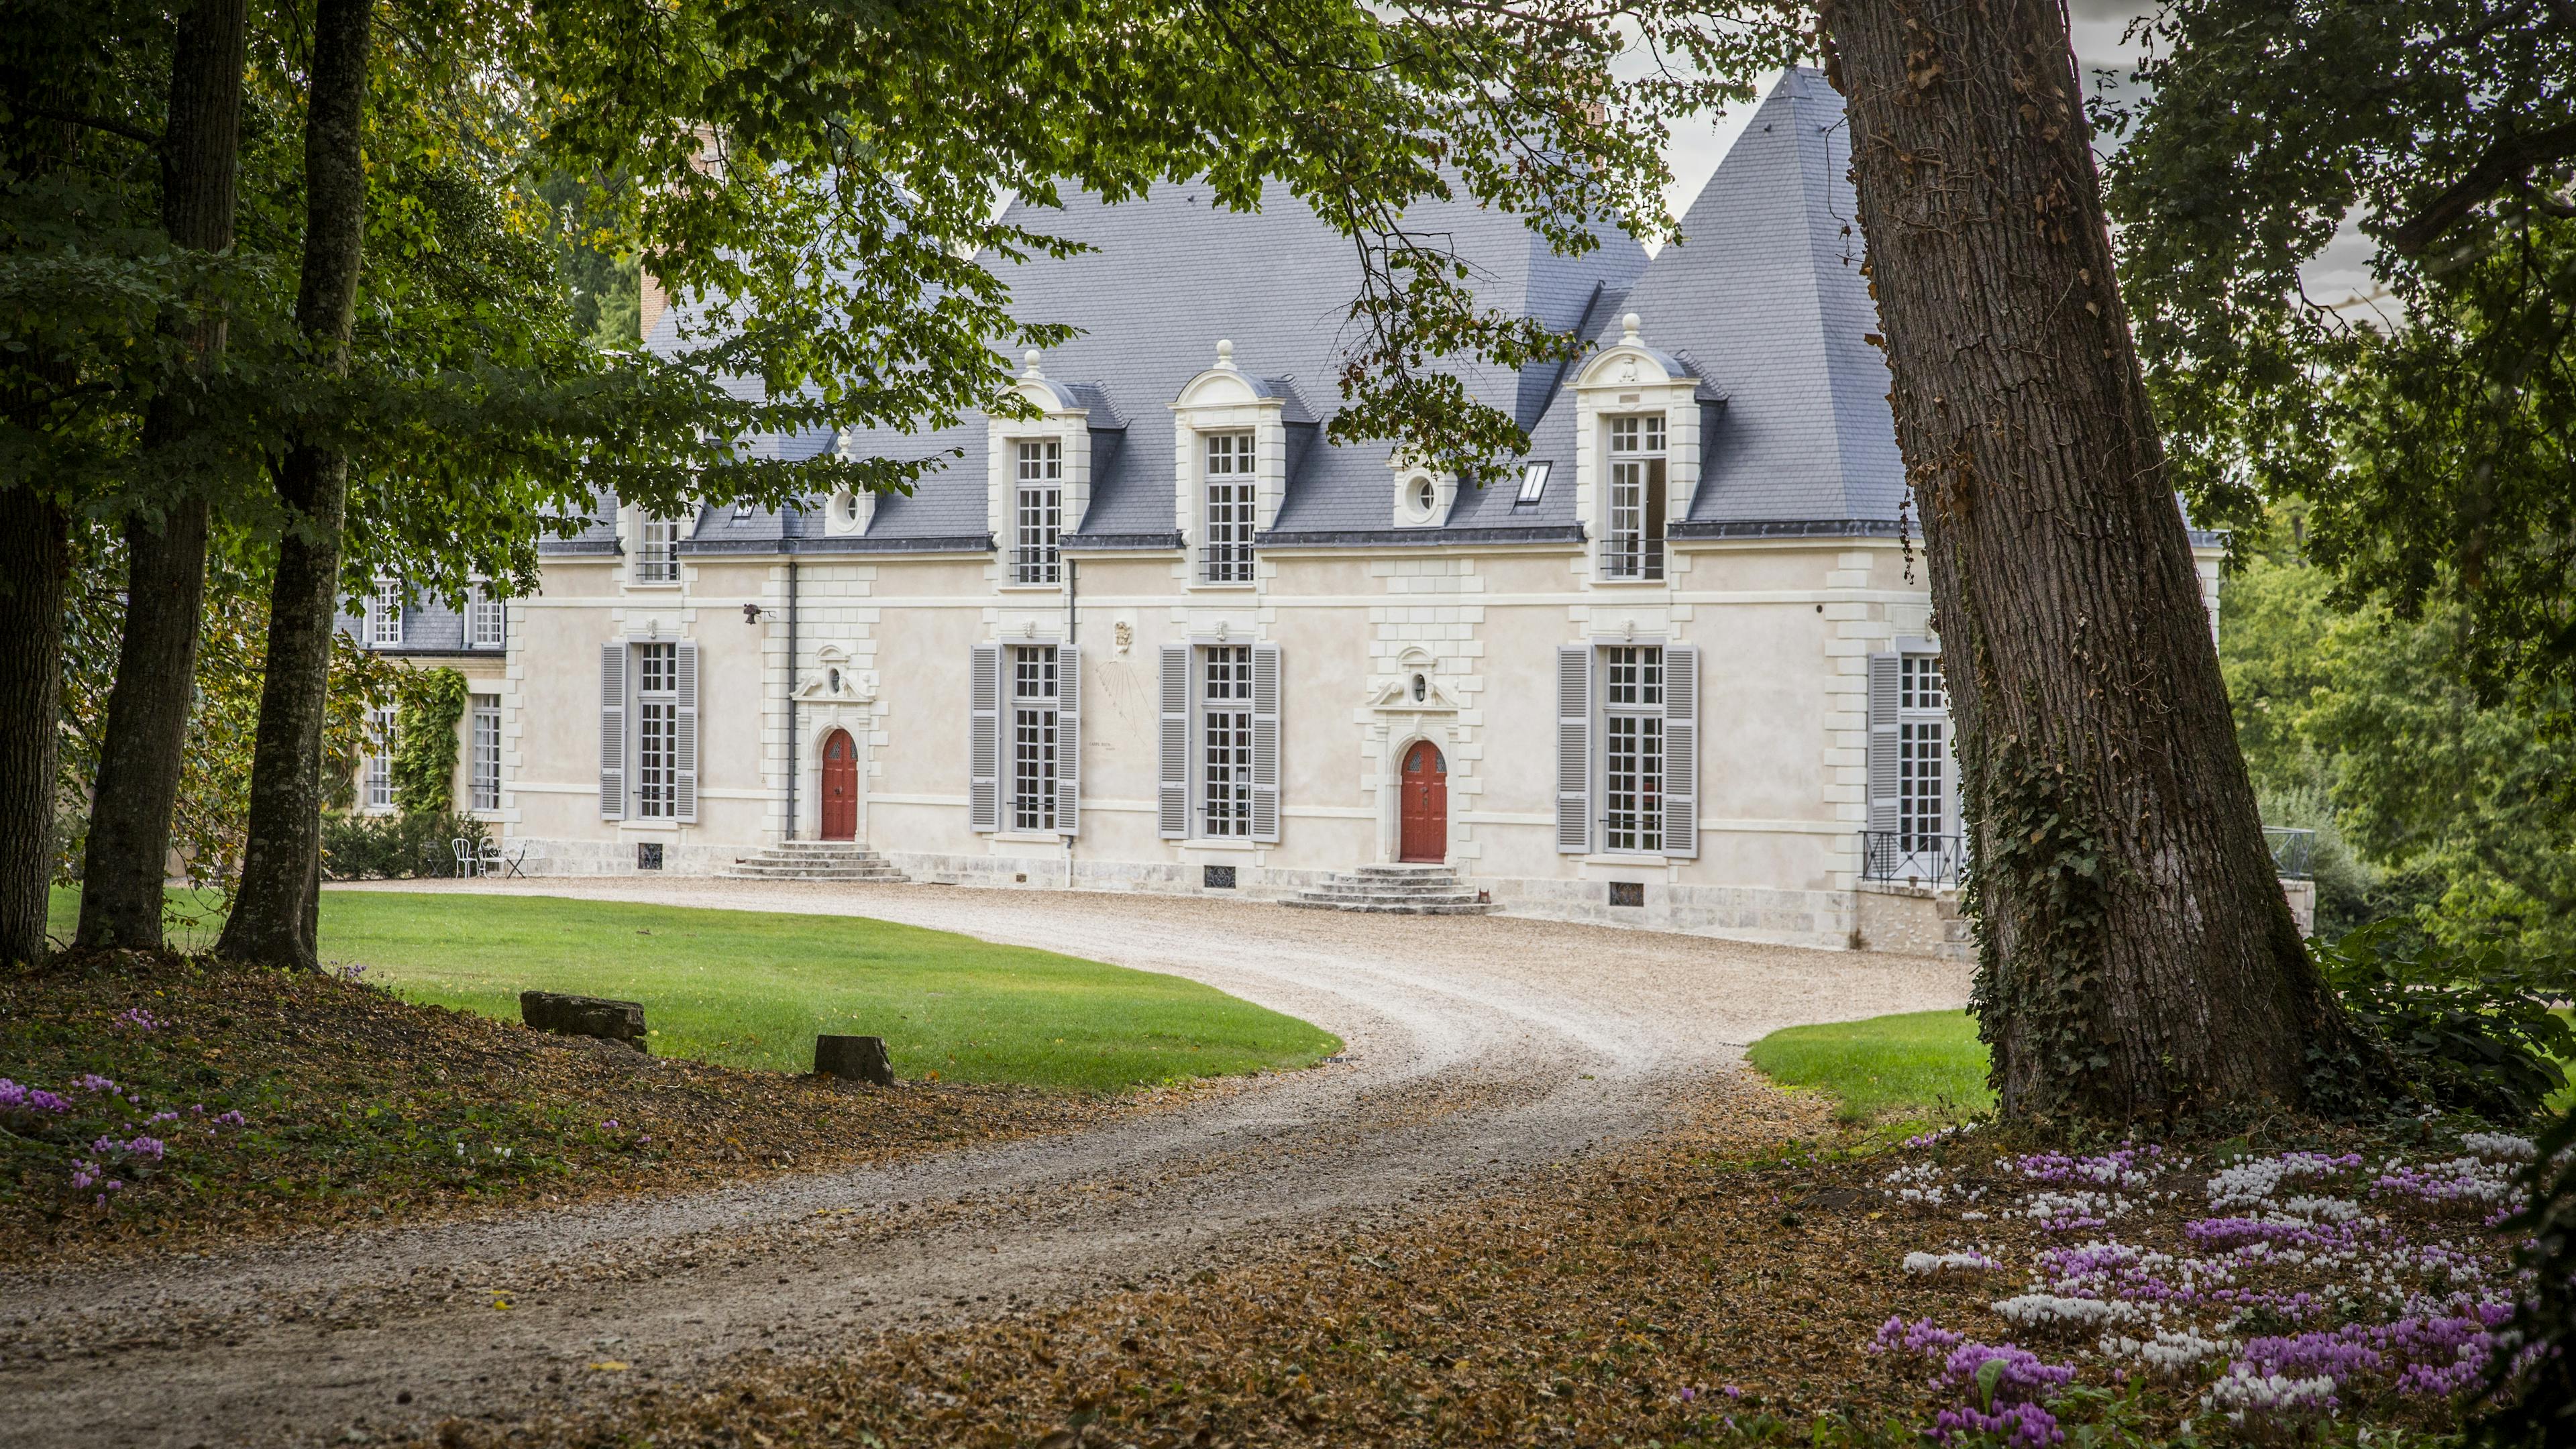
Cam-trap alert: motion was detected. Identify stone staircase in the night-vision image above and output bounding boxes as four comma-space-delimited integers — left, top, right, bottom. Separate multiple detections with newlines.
1932, 890, 1974, 963
1283, 863, 1496, 915
720, 841, 907, 883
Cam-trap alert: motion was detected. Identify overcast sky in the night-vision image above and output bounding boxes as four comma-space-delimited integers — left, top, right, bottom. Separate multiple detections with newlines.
1644, 3, 2380, 310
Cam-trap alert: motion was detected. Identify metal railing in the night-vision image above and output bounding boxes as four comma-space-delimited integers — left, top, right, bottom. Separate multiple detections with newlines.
2265, 826, 2316, 881
1860, 830, 1968, 888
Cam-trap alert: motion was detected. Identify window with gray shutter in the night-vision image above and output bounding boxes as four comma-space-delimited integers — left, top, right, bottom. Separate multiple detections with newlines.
1055, 645, 1081, 836
1662, 643, 1699, 859
1157, 644, 1189, 838
598, 643, 625, 819
1555, 645, 1591, 853
674, 640, 698, 822
1866, 652, 1901, 835
969, 644, 1000, 832
1250, 643, 1281, 843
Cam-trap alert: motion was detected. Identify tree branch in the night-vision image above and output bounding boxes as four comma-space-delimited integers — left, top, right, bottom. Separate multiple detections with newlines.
2385, 120, 2576, 256
24, 105, 161, 150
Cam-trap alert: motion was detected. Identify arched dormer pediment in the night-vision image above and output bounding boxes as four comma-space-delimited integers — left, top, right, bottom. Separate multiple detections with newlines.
1172, 340, 1293, 413
1010, 372, 1092, 417
1574, 313, 1697, 390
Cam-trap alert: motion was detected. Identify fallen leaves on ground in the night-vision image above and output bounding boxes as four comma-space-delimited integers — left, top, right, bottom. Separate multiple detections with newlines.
1, 951, 1171, 1266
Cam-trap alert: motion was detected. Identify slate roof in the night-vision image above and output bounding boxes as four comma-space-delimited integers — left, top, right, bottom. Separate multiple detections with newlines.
544, 68, 1920, 559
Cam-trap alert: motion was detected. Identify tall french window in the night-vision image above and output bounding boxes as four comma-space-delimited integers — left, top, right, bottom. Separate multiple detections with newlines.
470, 694, 501, 811
1201, 644, 1253, 835
364, 706, 396, 811
1201, 431, 1257, 583
1601, 645, 1664, 851
1603, 415, 1667, 581
1898, 655, 1947, 850
1013, 440, 1062, 584
635, 516, 680, 584
634, 642, 678, 817
1010, 645, 1059, 830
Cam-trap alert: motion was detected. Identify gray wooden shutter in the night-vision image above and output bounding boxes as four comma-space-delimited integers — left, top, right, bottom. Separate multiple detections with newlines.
1866, 652, 1901, 835
1157, 643, 1189, 839
674, 640, 698, 822
969, 644, 1000, 832
1556, 644, 1591, 853
1250, 642, 1281, 843
598, 643, 626, 819
1055, 645, 1081, 836
1661, 643, 1698, 859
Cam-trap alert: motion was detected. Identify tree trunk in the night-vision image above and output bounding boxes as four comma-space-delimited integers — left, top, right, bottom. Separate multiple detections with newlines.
78, 0, 249, 953
1817, 0, 2373, 1122
215, 0, 371, 970
0, 490, 69, 967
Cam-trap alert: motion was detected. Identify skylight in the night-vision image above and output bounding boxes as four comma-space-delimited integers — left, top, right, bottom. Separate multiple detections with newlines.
1514, 461, 1552, 506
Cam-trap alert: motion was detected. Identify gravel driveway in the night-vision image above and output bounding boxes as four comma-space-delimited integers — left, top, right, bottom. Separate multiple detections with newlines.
0, 880, 1969, 1448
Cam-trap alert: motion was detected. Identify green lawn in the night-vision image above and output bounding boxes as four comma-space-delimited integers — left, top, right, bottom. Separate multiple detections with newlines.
1744, 1009, 1993, 1126
44, 888, 1338, 1091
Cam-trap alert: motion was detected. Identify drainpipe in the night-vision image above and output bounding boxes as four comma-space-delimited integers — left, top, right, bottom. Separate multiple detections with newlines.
1063, 558, 1077, 890
784, 557, 800, 842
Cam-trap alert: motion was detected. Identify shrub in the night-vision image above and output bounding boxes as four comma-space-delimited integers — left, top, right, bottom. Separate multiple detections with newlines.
321, 812, 488, 881
2310, 920, 2573, 1124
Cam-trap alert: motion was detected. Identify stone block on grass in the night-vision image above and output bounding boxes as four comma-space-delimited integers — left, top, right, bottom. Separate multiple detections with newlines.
521, 991, 648, 1051
816, 1034, 896, 1086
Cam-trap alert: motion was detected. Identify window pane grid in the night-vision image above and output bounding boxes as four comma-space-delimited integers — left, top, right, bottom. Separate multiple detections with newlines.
1203, 433, 1256, 583
370, 582, 402, 647
1601, 645, 1664, 852
1014, 441, 1062, 584
635, 643, 676, 818
1896, 655, 1949, 851
469, 589, 504, 649
1602, 417, 1666, 580
637, 518, 680, 584
1010, 645, 1059, 830
470, 698, 500, 811
1202, 645, 1251, 835
364, 707, 395, 810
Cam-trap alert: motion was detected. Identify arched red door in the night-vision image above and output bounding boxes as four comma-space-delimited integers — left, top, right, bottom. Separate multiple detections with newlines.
1399, 741, 1447, 863
820, 729, 857, 841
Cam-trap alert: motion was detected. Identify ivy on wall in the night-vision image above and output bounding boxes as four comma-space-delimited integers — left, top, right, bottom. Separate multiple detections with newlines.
391, 667, 470, 816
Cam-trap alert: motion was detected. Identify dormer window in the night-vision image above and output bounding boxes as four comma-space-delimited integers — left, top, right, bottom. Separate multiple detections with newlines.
635, 515, 680, 584
467, 582, 504, 649
1203, 431, 1257, 583
1603, 416, 1666, 581
1411, 477, 1437, 515
1515, 461, 1551, 508
1012, 439, 1063, 584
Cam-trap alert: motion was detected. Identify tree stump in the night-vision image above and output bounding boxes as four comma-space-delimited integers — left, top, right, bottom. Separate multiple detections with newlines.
520, 990, 647, 1050
816, 1034, 894, 1086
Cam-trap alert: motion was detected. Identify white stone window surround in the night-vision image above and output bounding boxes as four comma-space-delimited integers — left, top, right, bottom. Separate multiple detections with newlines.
1570, 313, 1702, 588
1169, 339, 1289, 590
1390, 449, 1456, 529
987, 352, 1095, 588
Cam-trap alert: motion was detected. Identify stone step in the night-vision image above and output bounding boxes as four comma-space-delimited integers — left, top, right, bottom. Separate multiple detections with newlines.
1281, 899, 1495, 915
1301, 892, 1484, 908
1301, 880, 1481, 897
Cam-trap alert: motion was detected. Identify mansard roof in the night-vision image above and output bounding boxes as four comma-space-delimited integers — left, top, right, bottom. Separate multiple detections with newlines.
547, 68, 1916, 558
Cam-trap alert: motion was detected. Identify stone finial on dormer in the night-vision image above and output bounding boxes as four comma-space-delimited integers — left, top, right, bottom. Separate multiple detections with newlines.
1622, 312, 1642, 344
1214, 338, 1236, 371
1021, 349, 1044, 378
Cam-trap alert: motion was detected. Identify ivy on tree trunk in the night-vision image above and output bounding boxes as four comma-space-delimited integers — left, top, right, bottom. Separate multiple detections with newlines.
1815, 0, 2385, 1122
216, 0, 371, 971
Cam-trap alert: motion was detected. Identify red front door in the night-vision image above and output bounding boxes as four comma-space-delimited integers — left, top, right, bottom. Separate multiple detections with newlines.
820, 729, 857, 841
1399, 741, 1447, 862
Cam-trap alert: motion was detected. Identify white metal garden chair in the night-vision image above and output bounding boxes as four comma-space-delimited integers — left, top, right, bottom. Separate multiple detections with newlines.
450, 838, 481, 877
